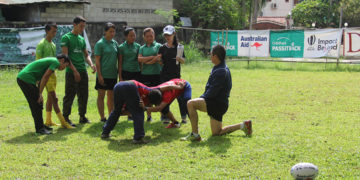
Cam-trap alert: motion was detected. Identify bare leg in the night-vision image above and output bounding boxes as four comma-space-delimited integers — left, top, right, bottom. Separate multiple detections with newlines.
106, 90, 114, 116
97, 90, 106, 119
187, 98, 207, 134
210, 119, 241, 136
48, 92, 61, 113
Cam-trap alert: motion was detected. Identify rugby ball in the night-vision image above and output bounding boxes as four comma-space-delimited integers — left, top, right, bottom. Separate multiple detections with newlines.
290, 163, 318, 180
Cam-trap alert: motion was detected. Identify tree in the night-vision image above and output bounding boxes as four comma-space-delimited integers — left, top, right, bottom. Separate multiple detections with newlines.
291, 0, 340, 28
341, 0, 360, 27
178, 0, 244, 29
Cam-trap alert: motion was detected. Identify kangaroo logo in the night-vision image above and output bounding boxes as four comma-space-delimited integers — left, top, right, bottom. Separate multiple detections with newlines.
251, 42, 263, 50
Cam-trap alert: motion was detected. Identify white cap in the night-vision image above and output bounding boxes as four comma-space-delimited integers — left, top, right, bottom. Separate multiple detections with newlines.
163, 25, 175, 35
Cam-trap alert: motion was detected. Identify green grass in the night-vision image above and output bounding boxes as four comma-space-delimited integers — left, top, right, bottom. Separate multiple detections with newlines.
0, 61, 359, 179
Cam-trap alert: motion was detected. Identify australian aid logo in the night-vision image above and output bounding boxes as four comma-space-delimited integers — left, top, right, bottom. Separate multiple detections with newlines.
344, 29, 360, 57
304, 29, 341, 58
237, 30, 270, 57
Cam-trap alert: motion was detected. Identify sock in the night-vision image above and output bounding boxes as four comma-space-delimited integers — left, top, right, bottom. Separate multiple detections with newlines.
56, 112, 65, 122
240, 123, 244, 130
46, 111, 51, 121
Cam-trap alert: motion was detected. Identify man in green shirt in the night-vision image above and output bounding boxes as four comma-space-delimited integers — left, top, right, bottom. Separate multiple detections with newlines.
35, 24, 74, 130
17, 55, 70, 135
61, 16, 96, 126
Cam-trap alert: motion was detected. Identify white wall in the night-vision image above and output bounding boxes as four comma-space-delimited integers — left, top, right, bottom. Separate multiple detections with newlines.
84, 0, 173, 26
261, 0, 295, 17
40, 0, 173, 26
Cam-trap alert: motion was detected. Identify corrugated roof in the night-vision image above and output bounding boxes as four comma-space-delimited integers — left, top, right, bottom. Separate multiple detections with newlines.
0, 0, 90, 5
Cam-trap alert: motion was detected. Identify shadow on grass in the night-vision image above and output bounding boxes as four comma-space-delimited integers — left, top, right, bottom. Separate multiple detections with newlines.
96, 120, 187, 152
187, 134, 252, 154
83, 121, 132, 138
5, 125, 84, 144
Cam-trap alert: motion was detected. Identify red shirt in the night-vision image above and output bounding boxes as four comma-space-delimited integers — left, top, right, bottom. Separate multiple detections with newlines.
155, 79, 186, 104
131, 80, 153, 105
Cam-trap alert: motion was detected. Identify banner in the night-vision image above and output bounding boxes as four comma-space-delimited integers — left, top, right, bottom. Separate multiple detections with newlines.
304, 29, 342, 58
237, 30, 269, 57
0, 25, 91, 64
211, 30, 269, 57
344, 28, 360, 57
270, 30, 304, 58
210, 31, 238, 56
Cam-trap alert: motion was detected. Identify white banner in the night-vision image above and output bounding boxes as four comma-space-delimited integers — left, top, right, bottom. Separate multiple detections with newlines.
304, 29, 342, 58
237, 30, 270, 57
344, 28, 360, 57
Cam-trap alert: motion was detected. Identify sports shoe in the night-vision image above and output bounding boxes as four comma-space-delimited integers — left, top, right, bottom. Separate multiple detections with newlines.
101, 133, 111, 139
180, 132, 201, 141
36, 127, 52, 135
127, 116, 133, 121
100, 118, 107, 123
65, 117, 76, 127
79, 116, 90, 124
162, 118, 170, 124
147, 116, 152, 122
242, 120, 252, 136
181, 119, 187, 124
132, 138, 149, 144
165, 122, 180, 129
44, 125, 53, 131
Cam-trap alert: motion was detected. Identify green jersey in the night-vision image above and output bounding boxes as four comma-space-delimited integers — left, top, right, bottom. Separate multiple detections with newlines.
94, 37, 119, 79
139, 41, 162, 75
35, 38, 56, 59
17, 57, 60, 85
61, 32, 86, 73
118, 41, 140, 72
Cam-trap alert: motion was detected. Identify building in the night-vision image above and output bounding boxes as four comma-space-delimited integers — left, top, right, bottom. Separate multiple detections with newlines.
254, 0, 303, 30
0, 0, 173, 27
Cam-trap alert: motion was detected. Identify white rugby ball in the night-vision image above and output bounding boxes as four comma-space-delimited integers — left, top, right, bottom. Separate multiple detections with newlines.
290, 162, 318, 180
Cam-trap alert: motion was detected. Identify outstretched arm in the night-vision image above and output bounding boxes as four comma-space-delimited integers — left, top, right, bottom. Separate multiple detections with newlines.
159, 81, 185, 91
146, 102, 168, 112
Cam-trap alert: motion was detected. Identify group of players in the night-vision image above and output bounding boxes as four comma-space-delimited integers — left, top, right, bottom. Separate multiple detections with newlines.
16, 16, 252, 144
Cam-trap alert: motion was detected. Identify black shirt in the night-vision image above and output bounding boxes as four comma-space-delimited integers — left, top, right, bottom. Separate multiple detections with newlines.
158, 43, 185, 82
200, 61, 232, 105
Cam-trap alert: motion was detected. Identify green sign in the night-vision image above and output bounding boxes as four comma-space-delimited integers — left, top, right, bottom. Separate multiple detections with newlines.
210, 31, 238, 56
270, 30, 304, 58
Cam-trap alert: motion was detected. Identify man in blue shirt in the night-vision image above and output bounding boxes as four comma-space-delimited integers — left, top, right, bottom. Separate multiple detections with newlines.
181, 45, 252, 141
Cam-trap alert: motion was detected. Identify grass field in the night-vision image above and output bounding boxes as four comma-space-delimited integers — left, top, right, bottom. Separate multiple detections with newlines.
0, 61, 359, 179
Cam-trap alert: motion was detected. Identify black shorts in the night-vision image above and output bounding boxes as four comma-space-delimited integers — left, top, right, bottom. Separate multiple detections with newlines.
122, 70, 141, 81
95, 78, 117, 90
140, 74, 161, 87
205, 99, 228, 122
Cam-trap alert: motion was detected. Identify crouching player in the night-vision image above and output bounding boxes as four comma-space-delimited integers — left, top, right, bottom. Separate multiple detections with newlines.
146, 78, 191, 128
181, 45, 252, 141
101, 80, 186, 143
17, 54, 73, 135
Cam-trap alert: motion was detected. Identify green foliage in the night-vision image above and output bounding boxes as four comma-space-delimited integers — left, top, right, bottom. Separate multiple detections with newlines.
341, 0, 360, 27
179, 0, 247, 29
183, 41, 206, 63
155, 9, 183, 27
291, 0, 340, 28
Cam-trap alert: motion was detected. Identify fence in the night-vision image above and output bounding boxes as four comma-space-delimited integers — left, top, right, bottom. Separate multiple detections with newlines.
0, 23, 359, 65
